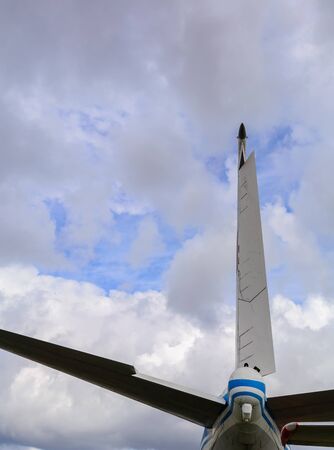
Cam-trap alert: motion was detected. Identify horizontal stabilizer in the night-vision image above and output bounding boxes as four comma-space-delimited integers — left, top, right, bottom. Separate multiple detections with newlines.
282, 423, 334, 447
0, 329, 225, 427
267, 389, 334, 429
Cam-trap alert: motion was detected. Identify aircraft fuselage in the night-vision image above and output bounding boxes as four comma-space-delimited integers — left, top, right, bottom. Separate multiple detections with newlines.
201, 367, 283, 450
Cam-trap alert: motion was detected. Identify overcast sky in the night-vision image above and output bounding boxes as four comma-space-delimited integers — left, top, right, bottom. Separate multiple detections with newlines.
0, 1, 334, 449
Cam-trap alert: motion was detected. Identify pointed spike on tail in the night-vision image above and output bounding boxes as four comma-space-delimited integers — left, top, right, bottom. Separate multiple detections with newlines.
238, 123, 247, 139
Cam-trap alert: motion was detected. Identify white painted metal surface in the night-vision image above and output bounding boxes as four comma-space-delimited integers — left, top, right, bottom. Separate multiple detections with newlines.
201, 367, 282, 450
236, 139, 275, 376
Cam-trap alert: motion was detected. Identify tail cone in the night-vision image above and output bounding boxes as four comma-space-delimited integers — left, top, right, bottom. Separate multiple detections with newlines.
238, 123, 247, 139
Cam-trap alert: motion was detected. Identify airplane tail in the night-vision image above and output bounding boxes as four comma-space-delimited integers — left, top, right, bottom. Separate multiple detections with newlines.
2, 123, 334, 448
235, 123, 275, 376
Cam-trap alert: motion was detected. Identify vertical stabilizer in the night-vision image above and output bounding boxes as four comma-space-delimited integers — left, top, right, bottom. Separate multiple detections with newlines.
236, 124, 275, 376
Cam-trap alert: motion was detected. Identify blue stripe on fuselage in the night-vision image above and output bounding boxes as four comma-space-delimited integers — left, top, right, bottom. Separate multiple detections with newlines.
230, 391, 274, 430
200, 388, 276, 450
228, 379, 266, 394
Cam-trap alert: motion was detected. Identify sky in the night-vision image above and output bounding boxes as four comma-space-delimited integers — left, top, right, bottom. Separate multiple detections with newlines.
0, 0, 334, 449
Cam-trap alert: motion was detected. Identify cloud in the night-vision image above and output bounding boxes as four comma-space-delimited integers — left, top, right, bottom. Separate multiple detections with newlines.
0, 91, 115, 267
166, 229, 235, 321
273, 294, 334, 331
1, 1, 334, 449
114, 117, 231, 230
0, 265, 213, 450
0, 0, 329, 275
261, 200, 334, 301
1, 265, 334, 450
0, 447, 41, 450
268, 292, 334, 398
0, 185, 61, 268
128, 217, 164, 268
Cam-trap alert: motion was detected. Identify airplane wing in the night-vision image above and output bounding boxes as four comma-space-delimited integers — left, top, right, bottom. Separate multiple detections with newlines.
267, 389, 334, 429
0, 329, 225, 427
281, 422, 334, 447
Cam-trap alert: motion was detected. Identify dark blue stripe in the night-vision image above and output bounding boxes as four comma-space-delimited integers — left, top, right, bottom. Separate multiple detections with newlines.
200, 426, 214, 450
231, 391, 273, 430
201, 388, 277, 449
228, 379, 266, 394
200, 428, 210, 448
218, 390, 274, 430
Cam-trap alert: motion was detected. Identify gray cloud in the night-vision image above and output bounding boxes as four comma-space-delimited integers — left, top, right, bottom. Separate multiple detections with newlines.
114, 117, 231, 229
166, 229, 235, 322
0, 1, 334, 449
0, 266, 334, 450
128, 217, 164, 268
0, 266, 223, 450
